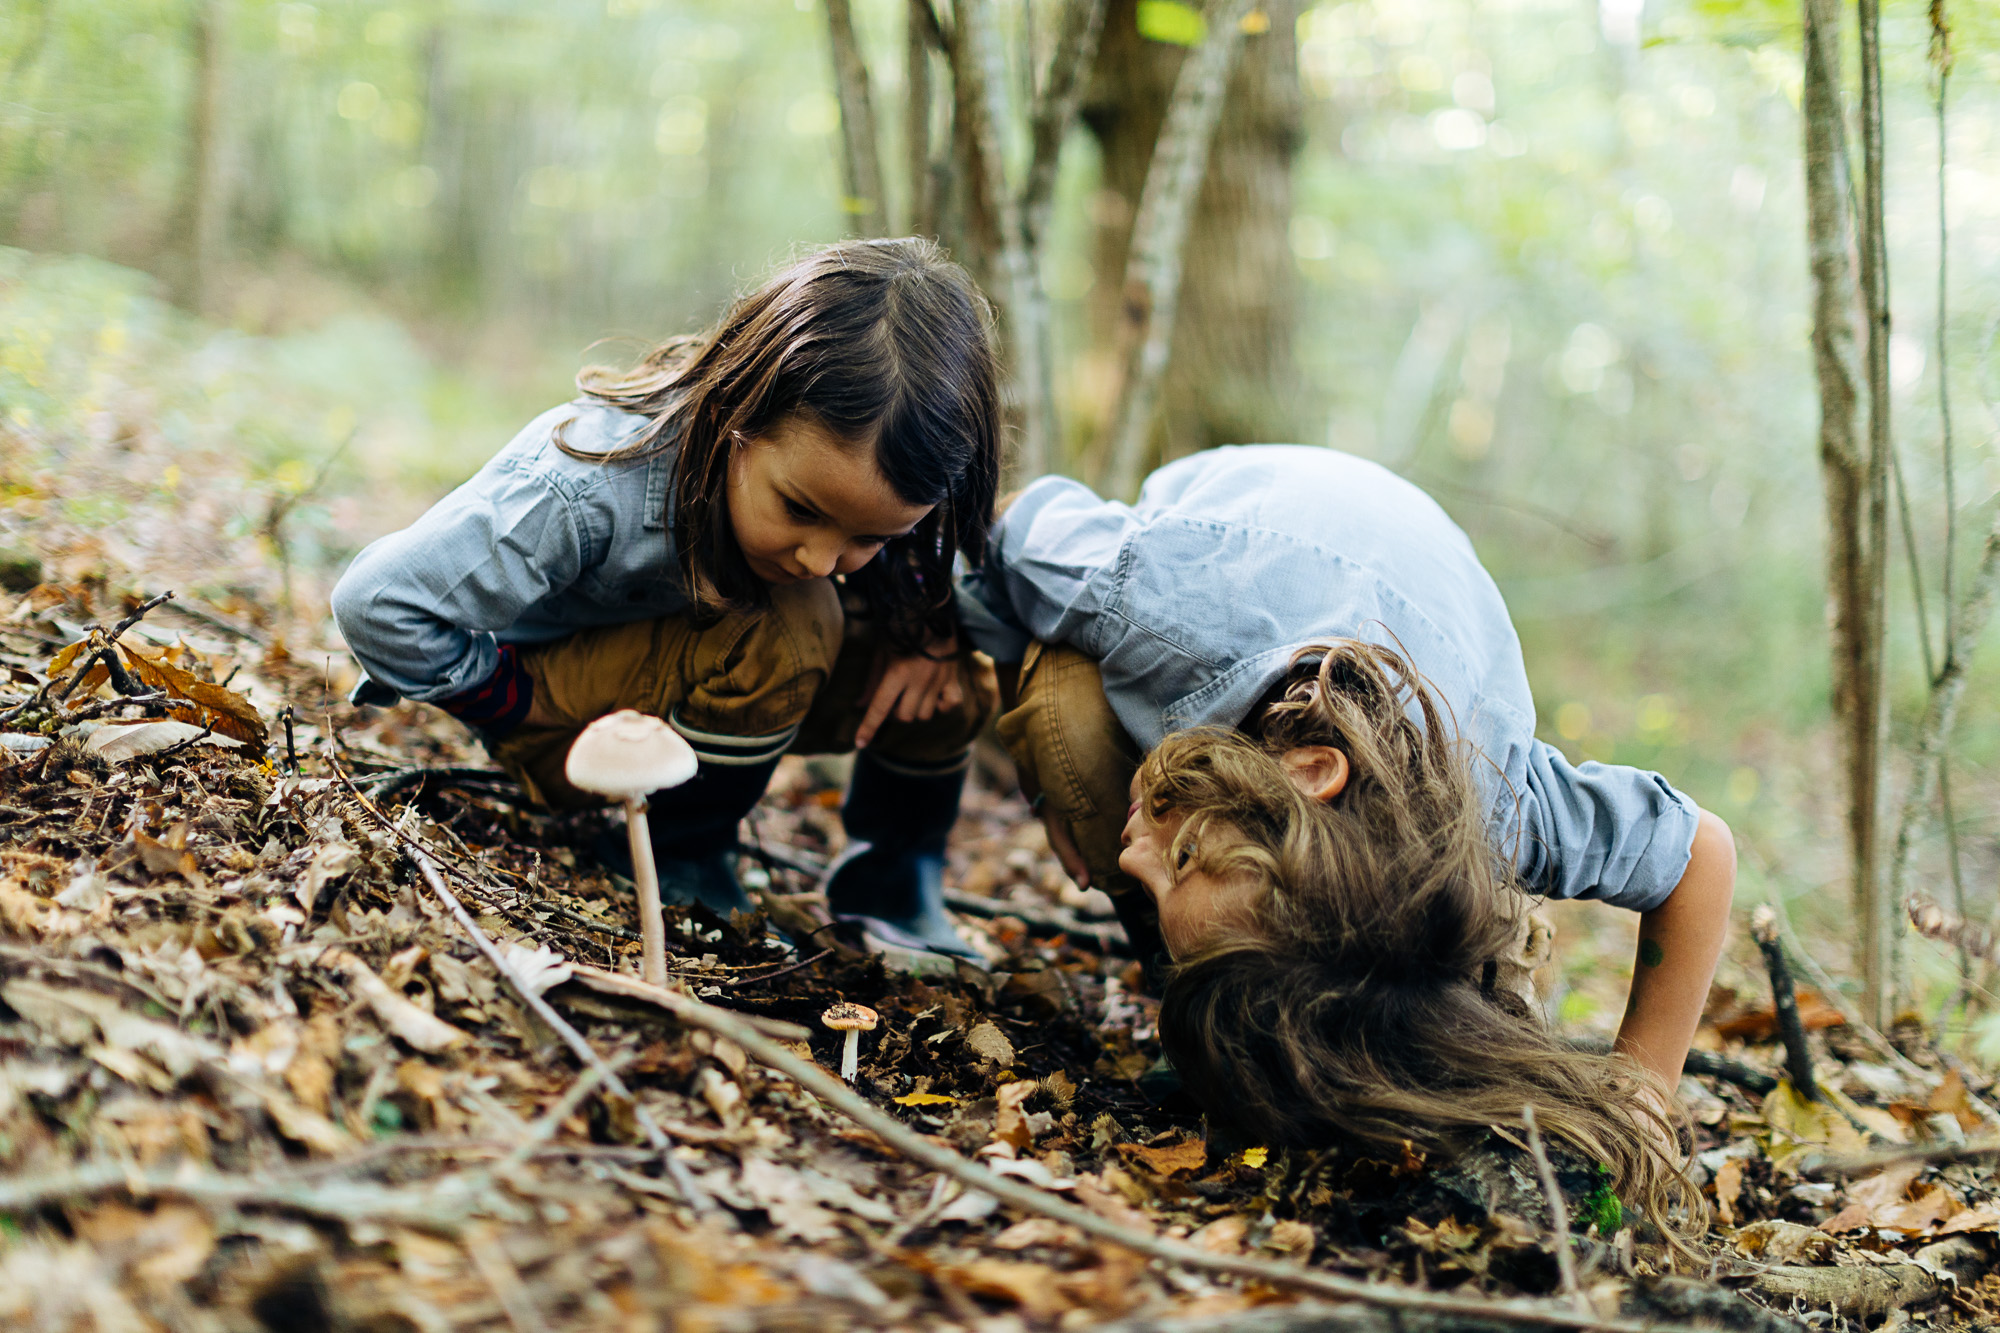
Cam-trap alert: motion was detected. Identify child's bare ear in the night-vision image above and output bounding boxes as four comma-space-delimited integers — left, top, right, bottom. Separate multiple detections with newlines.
1279, 746, 1350, 803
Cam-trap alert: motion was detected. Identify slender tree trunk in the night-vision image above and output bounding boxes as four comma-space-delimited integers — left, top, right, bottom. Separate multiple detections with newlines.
1084, 0, 1303, 491
906, 0, 937, 238
1100, 0, 1260, 499
955, 0, 1054, 479
1888, 512, 2000, 926
824, 0, 887, 238
169, 0, 228, 312
1855, 0, 1894, 1024
1802, 0, 1888, 1026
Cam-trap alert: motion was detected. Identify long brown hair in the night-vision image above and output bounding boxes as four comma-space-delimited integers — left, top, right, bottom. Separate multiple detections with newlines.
564, 238, 1000, 651
1142, 641, 1704, 1244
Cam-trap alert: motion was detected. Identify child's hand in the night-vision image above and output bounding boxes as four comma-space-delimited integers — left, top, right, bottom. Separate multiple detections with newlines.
856, 639, 964, 748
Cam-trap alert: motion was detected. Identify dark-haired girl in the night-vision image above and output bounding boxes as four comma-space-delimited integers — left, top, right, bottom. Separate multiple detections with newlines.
958, 445, 1733, 1219
334, 238, 1000, 959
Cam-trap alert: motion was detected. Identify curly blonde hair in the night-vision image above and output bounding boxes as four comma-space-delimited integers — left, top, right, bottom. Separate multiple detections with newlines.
1141, 640, 1704, 1244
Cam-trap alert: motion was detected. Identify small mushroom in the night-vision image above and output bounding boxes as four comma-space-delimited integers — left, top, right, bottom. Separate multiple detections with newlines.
822, 1002, 878, 1081
565, 710, 698, 988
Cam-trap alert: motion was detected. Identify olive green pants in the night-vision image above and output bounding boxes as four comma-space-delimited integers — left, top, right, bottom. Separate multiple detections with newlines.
488, 578, 996, 809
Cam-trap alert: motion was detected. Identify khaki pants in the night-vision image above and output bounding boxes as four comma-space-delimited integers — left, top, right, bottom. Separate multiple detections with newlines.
488, 578, 996, 808
995, 641, 1548, 1002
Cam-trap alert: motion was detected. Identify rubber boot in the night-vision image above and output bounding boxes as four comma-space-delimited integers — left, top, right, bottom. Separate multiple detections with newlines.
823, 751, 979, 961
598, 756, 782, 920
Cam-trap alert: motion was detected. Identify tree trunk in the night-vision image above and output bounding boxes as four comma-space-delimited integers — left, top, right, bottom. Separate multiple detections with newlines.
1801, 0, 1887, 1026
169, 0, 228, 312
1082, 0, 1303, 482
824, 0, 888, 238
1099, 0, 1257, 499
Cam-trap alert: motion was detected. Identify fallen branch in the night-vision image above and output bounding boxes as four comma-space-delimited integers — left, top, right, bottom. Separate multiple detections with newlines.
1751, 1262, 1937, 1323
0, 1163, 507, 1232
1810, 1136, 2000, 1177
601, 966, 1727, 1333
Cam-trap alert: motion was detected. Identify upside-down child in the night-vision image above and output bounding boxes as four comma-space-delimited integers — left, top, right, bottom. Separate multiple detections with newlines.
957, 445, 1734, 1227
333, 239, 1000, 961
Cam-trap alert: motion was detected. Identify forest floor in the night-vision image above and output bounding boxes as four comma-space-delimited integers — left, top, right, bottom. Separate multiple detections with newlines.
6, 345, 2000, 1333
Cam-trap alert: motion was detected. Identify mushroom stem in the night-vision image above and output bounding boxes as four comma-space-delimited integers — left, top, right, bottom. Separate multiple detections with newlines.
625, 796, 668, 988
840, 1029, 860, 1081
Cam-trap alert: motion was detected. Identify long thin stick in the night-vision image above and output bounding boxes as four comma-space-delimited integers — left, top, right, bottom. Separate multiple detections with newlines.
326, 755, 712, 1217
1522, 1105, 1590, 1316
606, 966, 1711, 1333
403, 843, 711, 1218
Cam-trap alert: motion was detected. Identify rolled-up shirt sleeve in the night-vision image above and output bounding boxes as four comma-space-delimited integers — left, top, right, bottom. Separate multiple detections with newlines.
331, 464, 589, 703
955, 477, 1139, 663
1508, 739, 1701, 913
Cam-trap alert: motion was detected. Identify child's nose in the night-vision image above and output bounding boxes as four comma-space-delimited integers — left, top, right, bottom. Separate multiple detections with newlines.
795, 538, 840, 578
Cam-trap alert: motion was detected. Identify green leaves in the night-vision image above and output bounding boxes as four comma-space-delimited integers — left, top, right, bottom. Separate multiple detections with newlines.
1136, 0, 1206, 47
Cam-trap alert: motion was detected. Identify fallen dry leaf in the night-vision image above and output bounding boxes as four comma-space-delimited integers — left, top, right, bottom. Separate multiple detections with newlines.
322, 949, 469, 1054
1736, 1219, 1836, 1264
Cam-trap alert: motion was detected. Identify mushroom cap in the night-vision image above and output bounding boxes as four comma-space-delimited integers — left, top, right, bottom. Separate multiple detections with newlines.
564, 710, 698, 797
821, 1002, 879, 1031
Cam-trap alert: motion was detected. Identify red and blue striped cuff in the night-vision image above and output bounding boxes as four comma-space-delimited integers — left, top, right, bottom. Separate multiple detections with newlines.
434, 644, 535, 733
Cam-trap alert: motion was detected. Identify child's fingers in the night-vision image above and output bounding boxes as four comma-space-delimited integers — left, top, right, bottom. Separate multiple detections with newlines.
855, 675, 907, 749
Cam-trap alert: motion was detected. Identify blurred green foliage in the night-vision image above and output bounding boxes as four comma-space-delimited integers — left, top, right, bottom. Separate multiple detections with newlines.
4, 0, 2000, 1006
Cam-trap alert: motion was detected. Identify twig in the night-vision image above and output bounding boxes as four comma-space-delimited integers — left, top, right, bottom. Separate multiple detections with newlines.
1101, 0, 1258, 499
1522, 1104, 1591, 1316
403, 841, 712, 1217
1812, 1136, 2000, 1179
537, 903, 643, 943
1567, 1037, 1776, 1096
1758, 885, 2000, 1125
57, 690, 170, 723
162, 595, 269, 647
326, 754, 713, 1218
0, 1163, 500, 1231
0, 592, 176, 724
595, 961, 1721, 1333
466, 1226, 552, 1333
1751, 905, 1818, 1100
944, 889, 1132, 955
722, 947, 834, 988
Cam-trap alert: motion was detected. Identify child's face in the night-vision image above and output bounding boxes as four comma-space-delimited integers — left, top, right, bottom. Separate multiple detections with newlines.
726, 415, 933, 585
1117, 776, 1263, 960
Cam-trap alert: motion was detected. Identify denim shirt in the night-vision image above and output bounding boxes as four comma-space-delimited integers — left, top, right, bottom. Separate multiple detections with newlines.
332, 401, 686, 706
956, 445, 1698, 912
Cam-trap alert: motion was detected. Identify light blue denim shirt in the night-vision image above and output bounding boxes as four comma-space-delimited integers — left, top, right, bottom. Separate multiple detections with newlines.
956, 445, 1698, 912
332, 401, 685, 704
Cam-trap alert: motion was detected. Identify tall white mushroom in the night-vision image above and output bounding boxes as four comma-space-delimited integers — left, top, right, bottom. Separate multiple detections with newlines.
565, 710, 697, 988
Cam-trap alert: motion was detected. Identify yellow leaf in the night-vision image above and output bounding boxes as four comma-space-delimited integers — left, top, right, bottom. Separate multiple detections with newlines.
894, 1092, 957, 1106
1761, 1080, 1866, 1168
1240, 1147, 1269, 1169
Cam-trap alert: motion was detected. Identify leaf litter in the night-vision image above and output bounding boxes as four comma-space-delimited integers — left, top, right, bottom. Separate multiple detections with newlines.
3, 489, 2000, 1330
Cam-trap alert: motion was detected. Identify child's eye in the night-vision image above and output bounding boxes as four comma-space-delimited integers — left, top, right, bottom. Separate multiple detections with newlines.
1175, 843, 1195, 871
784, 499, 817, 522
